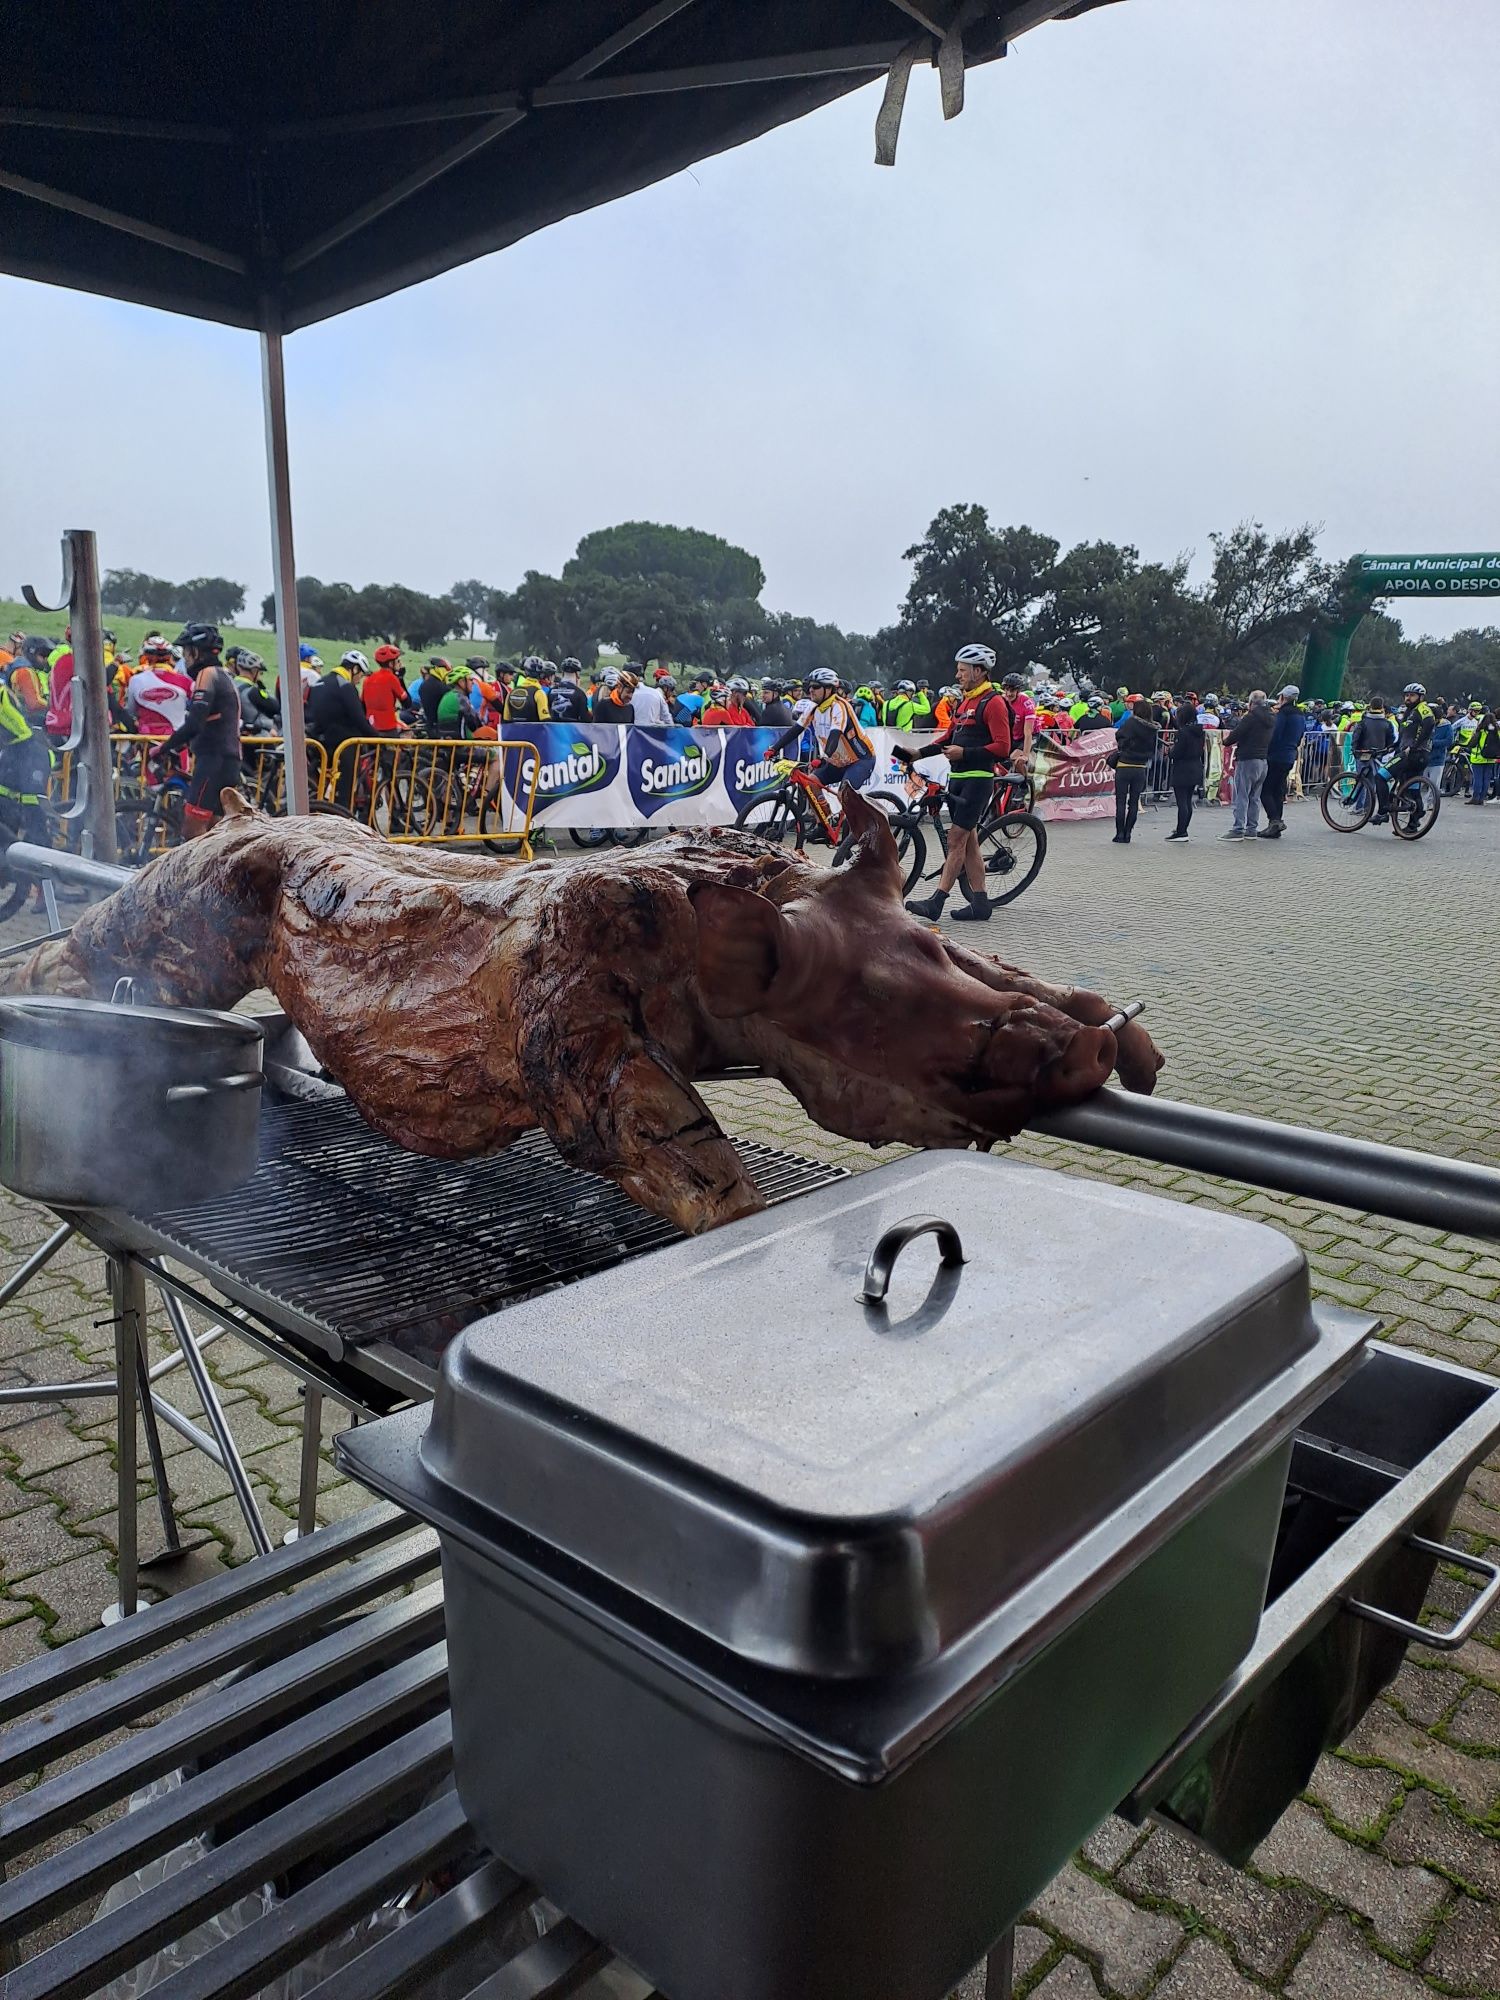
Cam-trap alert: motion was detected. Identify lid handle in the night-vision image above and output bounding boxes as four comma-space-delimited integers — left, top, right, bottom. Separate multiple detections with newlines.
858, 1214, 966, 1304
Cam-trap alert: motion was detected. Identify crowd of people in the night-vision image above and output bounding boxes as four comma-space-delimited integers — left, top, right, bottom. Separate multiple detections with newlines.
2, 624, 1496, 859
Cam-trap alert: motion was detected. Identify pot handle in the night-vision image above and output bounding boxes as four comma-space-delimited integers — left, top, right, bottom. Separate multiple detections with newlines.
1344, 1536, 1500, 1652
164, 1072, 264, 1104
857, 1215, 965, 1304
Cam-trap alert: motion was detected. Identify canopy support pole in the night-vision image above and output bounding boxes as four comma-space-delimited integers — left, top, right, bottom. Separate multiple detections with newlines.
260, 321, 311, 815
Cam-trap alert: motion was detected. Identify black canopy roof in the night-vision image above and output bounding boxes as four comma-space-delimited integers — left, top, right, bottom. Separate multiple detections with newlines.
2, 1, 1116, 332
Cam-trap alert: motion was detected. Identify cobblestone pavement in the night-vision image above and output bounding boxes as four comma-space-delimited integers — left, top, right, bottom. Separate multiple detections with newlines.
1, 791, 1498, 1996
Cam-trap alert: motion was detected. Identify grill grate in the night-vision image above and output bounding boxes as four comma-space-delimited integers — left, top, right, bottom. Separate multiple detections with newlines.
134, 1095, 845, 1371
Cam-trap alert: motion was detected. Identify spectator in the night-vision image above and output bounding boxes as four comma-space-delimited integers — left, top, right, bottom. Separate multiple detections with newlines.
1258, 684, 1307, 840
1110, 699, 1159, 846
702, 676, 755, 726
1222, 689, 1274, 840
758, 679, 795, 729
1428, 705, 1457, 786
1165, 697, 1206, 841
630, 672, 675, 726
1467, 708, 1500, 804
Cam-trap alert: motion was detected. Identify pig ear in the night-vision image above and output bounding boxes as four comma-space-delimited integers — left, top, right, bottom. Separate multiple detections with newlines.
690, 883, 786, 1017
833, 785, 903, 898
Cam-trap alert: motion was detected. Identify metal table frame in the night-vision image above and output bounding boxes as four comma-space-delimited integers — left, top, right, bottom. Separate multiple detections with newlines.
0, 1501, 1024, 2000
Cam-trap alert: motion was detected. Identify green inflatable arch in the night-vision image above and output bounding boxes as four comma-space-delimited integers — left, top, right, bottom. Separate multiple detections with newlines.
1301, 553, 1500, 701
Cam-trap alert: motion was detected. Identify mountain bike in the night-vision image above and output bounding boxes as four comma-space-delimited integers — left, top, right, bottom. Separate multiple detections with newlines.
880, 767, 1048, 906
1320, 758, 1440, 841
113, 746, 190, 866
1441, 751, 1470, 798
735, 766, 926, 893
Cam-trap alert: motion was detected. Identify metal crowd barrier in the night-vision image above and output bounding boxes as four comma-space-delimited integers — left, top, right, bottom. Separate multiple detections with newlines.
105, 733, 329, 817
327, 736, 539, 855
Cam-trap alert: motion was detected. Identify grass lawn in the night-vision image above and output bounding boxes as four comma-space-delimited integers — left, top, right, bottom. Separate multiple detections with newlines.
0, 601, 501, 695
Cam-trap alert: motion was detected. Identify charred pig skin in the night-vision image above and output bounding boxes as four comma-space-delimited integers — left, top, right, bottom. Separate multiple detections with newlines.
0, 788, 1163, 1231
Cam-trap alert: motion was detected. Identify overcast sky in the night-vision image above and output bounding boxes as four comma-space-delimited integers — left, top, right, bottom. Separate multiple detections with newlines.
2, 0, 1496, 642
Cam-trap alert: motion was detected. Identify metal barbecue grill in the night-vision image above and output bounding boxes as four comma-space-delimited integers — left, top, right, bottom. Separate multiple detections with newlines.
132, 1094, 847, 1380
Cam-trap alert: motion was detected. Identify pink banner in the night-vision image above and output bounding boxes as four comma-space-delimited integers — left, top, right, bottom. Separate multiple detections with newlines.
1035, 728, 1118, 821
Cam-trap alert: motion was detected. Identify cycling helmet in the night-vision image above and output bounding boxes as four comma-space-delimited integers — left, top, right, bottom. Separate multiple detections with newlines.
372, 644, 401, 666
693, 672, 714, 688
224, 645, 243, 665
602, 666, 622, 687
299, 643, 317, 662
727, 676, 750, 693
1402, 682, 1425, 699
954, 643, 997, 670
305, 653, 324, 669
175, 623, 223, 656
560, 657, 582, 674
465, 656, 489, 671
521, 655, 545, 674
807, 667, 840, 688
537, 662, 557, 680
241, 651, 265, 672
1001, 672, 1025, 690
894, 679, 916, 693
341, 650, 370, 672
658, 678, 678, 695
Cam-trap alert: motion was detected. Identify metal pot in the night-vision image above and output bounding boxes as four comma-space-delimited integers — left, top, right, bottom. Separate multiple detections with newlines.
0, 996, 264, 1209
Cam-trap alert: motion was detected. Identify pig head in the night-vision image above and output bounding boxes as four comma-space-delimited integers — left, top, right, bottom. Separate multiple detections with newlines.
688, 788, 1163, 1152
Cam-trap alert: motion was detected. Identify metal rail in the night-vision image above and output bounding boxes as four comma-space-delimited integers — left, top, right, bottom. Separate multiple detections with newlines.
1035, 1088, 1500, 1243
2, 839, 131, 893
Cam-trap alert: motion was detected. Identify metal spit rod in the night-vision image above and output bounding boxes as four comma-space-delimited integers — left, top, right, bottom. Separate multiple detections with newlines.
3, 840, 132, 894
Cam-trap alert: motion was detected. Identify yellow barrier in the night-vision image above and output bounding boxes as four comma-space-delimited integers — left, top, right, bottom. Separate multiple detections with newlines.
326, 737, 538, 856
107, 733, 329, 812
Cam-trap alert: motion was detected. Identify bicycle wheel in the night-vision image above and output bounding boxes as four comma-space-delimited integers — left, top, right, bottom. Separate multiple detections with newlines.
1320, 772, 1373, 832
569, 826, 613, 850
979, 810, 1047, 904
831, 790, 927, 894
114, 795, 181, 867
477, 787, 528, 857
610, 827, 650, 848
1391, 777, 1440, 841
1441, 757, 1465, 798
736, 789, 804, 848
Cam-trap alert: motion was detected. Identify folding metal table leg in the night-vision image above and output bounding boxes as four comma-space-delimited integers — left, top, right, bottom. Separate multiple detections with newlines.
288, 1384, 323, 1542
135, 1338, 184, 1559
986, 1930, 1016, 2000
156, 1282, 274, 1557
0, 1218, 74, 1308
102, 1256, 144, 1623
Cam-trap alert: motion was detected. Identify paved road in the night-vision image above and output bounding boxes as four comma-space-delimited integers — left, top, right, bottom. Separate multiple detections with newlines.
1, 788, 1496, 1997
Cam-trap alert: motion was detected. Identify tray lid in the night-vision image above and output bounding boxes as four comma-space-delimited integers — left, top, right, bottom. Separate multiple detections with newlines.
0, 994, 263, 1056
420, 1152, 1342, 1676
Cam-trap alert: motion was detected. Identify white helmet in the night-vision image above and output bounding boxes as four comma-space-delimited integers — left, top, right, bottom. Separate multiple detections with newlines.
340, 649, 369, 672
894, 679, 916, 693
954, 643, 997, 670
807, 668, 840, 688
727, 675, 750, 693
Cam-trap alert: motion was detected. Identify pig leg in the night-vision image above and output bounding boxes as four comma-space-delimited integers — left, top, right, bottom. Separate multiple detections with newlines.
517, 994, 765, 1236
941, 939, 1164, 1095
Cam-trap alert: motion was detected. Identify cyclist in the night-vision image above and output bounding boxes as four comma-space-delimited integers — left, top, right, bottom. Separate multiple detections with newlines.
1349, 697, 1397, 821
0, 674, 53, 885
703, 677, 755, 726
297, 643, 322, 703
1467, 708, 1500, 805
125, 646, 194, 739
307, 651, 371, 805
1427, 705, 1457, 786
504, 657, 551, 723
885, 680, 920, 730
592, 666, 636, 722
769, 666, 874, 792
362, 644, 409, 735
1000, 673, 1037, 757
758, 679, 796, 730
232, 651, 280, 732
161, 624, 243, 835
6, 637, 52, 730
896, 644, 1012, 924
548, 659, 591, 723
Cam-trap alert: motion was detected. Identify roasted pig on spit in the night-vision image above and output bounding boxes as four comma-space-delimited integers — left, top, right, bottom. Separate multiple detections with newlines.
0, 789, 1163, 1232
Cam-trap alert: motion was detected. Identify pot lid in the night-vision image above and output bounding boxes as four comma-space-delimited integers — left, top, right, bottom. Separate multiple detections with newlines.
414, 1153, 1371, 1678
0, 995, 264, 1056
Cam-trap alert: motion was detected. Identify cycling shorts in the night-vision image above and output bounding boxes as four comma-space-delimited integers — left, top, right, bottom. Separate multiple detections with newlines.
947, 775, 993, 830
186, 753, 244, 818
814, 755, 873, 792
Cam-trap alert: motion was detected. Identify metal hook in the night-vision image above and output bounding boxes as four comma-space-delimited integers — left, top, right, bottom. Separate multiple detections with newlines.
22, 535, 75, 616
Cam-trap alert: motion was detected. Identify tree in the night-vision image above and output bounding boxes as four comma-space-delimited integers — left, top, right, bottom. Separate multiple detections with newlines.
174, 576, 245, 624
448, 579, 493, 639
878, 505, 1058, 680
489, 572, 603, 665
102, 569, 174, 618
1345, 606, 1409, 693
588, 574, 710, 669
566, 522, 764, 605
1204, 522, 1334, 683
1407, 627, 1500, 709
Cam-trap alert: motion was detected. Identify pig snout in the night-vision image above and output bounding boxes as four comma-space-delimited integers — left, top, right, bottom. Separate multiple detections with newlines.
1035, 1024, 1115, 1106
